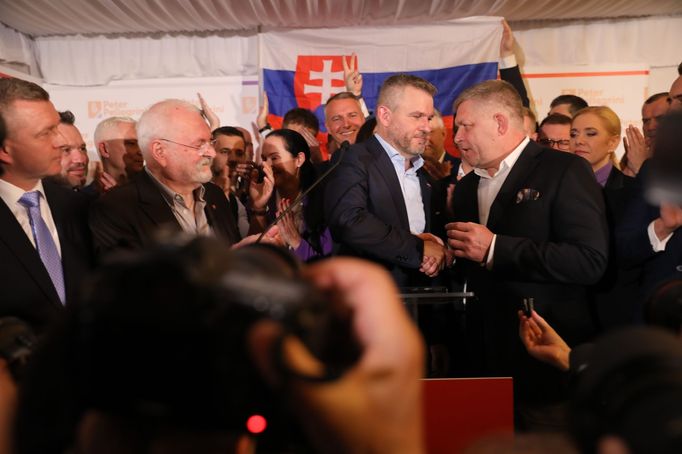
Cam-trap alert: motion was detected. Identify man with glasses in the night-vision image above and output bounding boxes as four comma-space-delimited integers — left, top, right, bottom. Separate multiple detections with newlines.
537, 113, 572, 152
90, 99, 241, 259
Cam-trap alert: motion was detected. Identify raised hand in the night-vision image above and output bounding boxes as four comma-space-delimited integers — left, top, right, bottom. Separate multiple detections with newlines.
248, 161, 274, 210
622, 124, 650, 176
276, 198, 302, 250
342, 53, 363, 97
500, 19, 515, 58
518, 310, 571, 371
197, 92, 220, 131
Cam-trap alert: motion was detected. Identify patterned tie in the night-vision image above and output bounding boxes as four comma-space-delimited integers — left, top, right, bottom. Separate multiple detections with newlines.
18, 191, 66, 305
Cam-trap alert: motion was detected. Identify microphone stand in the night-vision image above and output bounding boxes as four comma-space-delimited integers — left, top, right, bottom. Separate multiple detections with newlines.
256, 140, 350, 243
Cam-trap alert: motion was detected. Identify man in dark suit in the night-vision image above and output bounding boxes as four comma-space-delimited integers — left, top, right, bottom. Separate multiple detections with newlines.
90, 99, 240, 259
0, 78, 92, 334
445, 80, 608, 430
616, 110, 682, 307
325, 74, 447, 288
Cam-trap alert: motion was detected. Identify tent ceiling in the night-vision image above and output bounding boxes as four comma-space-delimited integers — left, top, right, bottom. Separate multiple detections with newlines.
1, 0, 682, 37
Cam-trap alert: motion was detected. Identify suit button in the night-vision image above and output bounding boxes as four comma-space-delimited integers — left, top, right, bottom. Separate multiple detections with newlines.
676, 265, 682, 272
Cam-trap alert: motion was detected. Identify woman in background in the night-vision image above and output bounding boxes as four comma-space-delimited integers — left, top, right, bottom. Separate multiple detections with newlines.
248, 129, 332, 261
570, 106, 638, 331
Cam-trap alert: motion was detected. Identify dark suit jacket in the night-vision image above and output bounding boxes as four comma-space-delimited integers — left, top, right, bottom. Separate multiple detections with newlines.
0, 180, 93, 334
324, 136, 432, 287
593, 167, 640, 330
451, 140, 609, 402
616, 160, 682, 302
89, 170, 240, 260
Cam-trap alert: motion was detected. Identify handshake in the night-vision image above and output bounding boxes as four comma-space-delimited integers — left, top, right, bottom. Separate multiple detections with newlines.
417, 233, 452, 277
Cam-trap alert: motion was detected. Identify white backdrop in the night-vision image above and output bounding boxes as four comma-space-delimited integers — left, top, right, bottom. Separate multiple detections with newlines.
46, 76, 259, 162
522, 64, 651, 158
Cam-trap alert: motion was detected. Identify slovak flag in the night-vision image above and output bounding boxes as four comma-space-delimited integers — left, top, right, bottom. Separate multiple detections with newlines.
260, 17, 503, 156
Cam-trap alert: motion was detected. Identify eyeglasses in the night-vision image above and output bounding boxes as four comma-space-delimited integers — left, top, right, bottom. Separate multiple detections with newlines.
538, 138, 571, 150
159, 138, 217, 154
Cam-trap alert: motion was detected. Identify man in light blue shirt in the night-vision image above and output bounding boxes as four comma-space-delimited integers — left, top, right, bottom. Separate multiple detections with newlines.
325, 74, 447, 287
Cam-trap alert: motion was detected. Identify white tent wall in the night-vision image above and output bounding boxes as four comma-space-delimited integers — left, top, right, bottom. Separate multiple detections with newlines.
0, 22, 40, 77
25, 14, 682, 93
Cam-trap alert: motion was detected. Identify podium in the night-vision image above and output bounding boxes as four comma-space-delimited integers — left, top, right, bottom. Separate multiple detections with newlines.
422, 377, 514, 453
400, 289, 474, 320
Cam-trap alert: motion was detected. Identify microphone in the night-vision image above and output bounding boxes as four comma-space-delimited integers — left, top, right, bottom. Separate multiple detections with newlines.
256, 140, 350, 244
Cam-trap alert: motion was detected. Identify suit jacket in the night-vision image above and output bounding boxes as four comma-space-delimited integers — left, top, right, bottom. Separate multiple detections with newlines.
593, 167, 640, 330
451, 140, 609, 402
90, 170, 240, 260
324, 136, 432, 287
0, 180, 93, 334
616, 160, 682, 302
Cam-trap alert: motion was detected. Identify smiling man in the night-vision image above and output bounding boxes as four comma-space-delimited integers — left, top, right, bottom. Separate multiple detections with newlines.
324, 92, 365, 154
325, 74, 446, 286
53, 110, 89, 189
0, 78, 92, 333
90, 99, 240, 259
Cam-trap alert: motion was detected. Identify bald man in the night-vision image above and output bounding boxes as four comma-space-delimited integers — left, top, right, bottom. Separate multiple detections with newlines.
89, 99, 240, 258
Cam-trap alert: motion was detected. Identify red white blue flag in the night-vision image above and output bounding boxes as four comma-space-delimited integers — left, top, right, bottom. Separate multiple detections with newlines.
260, 17, 503, 154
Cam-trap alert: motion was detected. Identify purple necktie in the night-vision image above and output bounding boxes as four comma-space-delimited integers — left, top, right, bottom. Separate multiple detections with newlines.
18, 191, 66, 305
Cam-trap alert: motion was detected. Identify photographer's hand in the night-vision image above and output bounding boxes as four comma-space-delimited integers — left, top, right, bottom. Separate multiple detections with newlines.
0, 359, 17, 454
249, 258, 425, 454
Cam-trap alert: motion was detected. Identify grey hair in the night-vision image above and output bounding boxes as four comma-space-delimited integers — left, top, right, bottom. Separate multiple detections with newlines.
93, 116, 137, 145
453, 79, 524, 126
136, 99, 200, 158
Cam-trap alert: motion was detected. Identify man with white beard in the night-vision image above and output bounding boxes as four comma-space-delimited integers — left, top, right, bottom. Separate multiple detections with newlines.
90, 99, 240, 258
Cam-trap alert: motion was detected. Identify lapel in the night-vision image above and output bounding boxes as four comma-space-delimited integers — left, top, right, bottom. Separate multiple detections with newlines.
418, 168, 432, 232
204, 183, 240, 243
135, 170, 182, 229
486, 141, 543, 231
452, 171, 481, 223
0, 188, 62, 306
367, 137, 411, 230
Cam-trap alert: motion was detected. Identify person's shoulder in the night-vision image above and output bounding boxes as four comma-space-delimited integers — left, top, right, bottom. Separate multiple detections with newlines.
92, 176, 139, 211
203, 181, 229, 202
529, 142, 589, 170
43, 179, 90, 208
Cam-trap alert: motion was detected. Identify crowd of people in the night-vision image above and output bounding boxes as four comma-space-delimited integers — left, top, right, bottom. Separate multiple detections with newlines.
1, 18, 681, 454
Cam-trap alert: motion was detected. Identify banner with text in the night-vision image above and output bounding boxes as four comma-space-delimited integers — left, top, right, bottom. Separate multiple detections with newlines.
522, 64, 650, 158
45, 76, 259, 162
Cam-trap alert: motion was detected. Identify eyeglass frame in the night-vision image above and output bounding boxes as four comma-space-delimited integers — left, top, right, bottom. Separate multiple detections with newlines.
158, 138, 217, 154
538, 138, 571, 150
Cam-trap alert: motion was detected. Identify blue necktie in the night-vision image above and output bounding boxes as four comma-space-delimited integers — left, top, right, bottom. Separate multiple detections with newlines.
18, 191, 66, 305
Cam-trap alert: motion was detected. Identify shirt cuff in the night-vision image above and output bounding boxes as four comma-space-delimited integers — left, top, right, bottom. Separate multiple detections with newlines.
499, 54, 518, 70
648, 220, 673, 252
485, 234, 497, 270
359, 98, 371, 118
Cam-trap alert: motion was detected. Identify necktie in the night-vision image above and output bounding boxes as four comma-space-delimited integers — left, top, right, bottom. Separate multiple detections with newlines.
18, 191, 66, 304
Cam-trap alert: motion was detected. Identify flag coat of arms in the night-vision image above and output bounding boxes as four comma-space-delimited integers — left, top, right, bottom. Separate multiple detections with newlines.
260, 17, 503, 156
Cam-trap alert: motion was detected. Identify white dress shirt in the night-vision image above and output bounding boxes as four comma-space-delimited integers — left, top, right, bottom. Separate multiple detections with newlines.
0, 178, 62, 256
375, 134, 426, 234
473, 136, 530, 267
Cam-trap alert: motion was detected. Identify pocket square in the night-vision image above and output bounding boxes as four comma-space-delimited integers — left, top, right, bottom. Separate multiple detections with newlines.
515, 188, 541, 204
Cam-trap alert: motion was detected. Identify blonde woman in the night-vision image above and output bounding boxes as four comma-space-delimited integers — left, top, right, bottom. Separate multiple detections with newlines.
570, 106, 639, 330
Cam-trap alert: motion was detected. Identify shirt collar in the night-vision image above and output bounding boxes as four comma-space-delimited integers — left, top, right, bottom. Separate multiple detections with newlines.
0, 178, 46, 207
374, 133, 424, 172
594, 162, 613, 187
473, 136, 530, 180
145, 167, 206, 206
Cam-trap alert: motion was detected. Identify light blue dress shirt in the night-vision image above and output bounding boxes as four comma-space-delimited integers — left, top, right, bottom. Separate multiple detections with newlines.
375, 134, 426, 234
